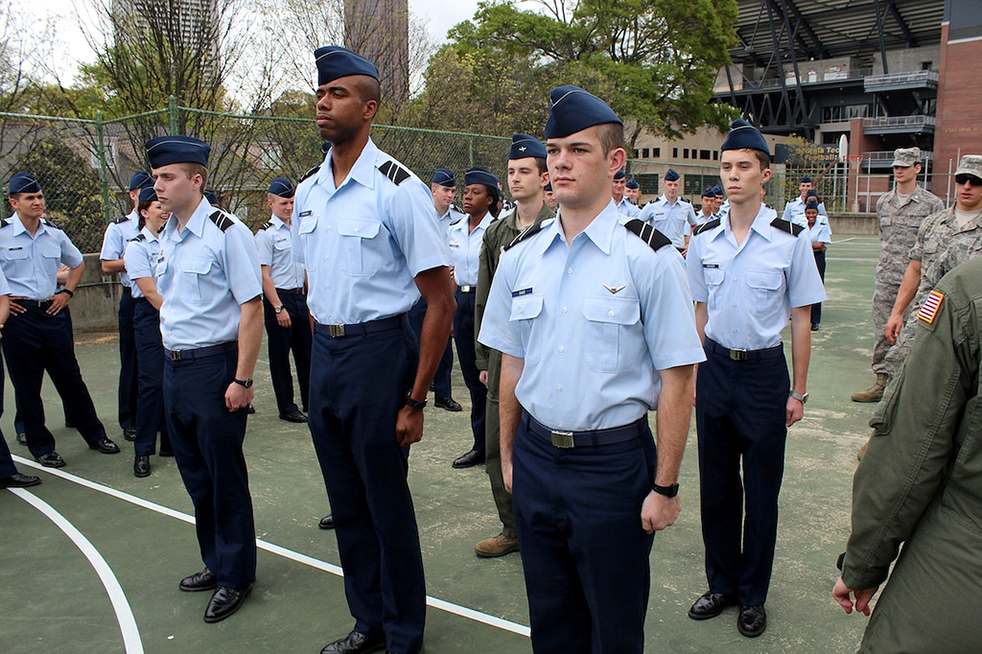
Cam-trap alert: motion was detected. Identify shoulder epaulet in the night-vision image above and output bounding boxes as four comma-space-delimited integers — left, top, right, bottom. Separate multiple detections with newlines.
299, 165, 320, 183
378, 160, 411, 185
260, 221, 273, 230
681, 197, 691, 204
128, 233, 146, 243
771, 217, 804, 236
692, 218, 721, 236
114, 215, 130, 224
41, 218, 62, 231
503, 220, 545, 251
209, 210, 235, 232
449, 217, 464, 227
0, 218, 9, 228
623, 219, 672, 251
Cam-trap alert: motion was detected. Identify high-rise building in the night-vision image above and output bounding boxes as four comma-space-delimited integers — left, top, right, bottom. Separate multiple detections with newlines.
112, 0, 221, 80
344, 0, 410, 105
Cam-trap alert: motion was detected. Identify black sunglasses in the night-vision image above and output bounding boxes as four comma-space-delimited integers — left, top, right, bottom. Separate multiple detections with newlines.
955, 174, 982, 187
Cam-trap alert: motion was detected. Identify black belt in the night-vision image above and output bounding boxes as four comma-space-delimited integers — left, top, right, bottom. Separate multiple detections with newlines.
314, 314, 407, 339
16, 299, 53, 309
276, 287, 305, 294
524, 412, 645, 449
457, 285, 476, 293
164, 341, 237, 361
705, 338, 783, 362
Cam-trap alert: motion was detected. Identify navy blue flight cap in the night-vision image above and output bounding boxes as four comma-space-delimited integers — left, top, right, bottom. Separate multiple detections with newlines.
626, 177, 639, 189
432, 168, 455, 187
314, 46, 379, 86
268, 177, 294, 198
800, 175, 814, 184
721, 119, 770, 155
805, 198, 819, 210
614, 169, 626, 180
713, 185, 723, 196
204, 188, 219, 206
9, 173, 40, 194
805, 189, 819, 199
544, 182, 553, 192
145, 136, 210, 168
138, 186, 158, 204
664, 168, 680, 182
701, 187, 716, 198
464, 167, 499, 190
544, 85, 621, 139
129, 171, 153, 190
509, 133, 546, 160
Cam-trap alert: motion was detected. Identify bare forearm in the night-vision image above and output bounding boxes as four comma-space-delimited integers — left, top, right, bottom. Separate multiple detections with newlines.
412, 267, 455, 401
499, 354, 524, 463
235, 297, 263, 379
261, 267, 282, 308
890, 260, 921, 317
790, 306, 812, 393
102, 258, 126, 275
654, 365, 694, 485
65, 264, 84, 293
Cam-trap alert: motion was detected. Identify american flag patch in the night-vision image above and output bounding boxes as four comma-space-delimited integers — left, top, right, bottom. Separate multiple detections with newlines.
916, 290, 945, 324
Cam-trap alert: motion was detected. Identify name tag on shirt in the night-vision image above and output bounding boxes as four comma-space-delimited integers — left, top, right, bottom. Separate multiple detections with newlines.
299, 210, 312, 217
703, 263, 719, 269
512, 287, 533, 297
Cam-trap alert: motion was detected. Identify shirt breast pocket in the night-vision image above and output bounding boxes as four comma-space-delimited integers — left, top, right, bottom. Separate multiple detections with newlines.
704, 268, 724, 310
337, 218, 380, 277
583, 295, 641, 373
180, 258, 211, 305
746, 270, 784, 314
508, 293, 543, 364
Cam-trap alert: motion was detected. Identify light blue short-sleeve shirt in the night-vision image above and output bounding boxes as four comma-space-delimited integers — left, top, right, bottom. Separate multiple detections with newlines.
808, 220, 832, 246
255, 216, 305, 290
448, 212, 493, 286
157, 199, 262, 350
478, 203, 705, 431
640, 196, 699, 248
123, 226, 163, 300
614, 196, 640, 219
0, 214, 84, 299
100, 211, 140, 287
781, 197, 828, 228
292, 139, 449, 325
686, 204, 827, 351
0, 264, 11, 296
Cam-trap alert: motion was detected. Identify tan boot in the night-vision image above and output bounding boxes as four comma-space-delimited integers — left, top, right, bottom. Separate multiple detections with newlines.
475, 533, 519, 558
851, 373, 888, 403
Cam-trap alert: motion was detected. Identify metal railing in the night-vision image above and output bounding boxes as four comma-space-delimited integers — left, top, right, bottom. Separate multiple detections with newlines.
864, 69, 939, 91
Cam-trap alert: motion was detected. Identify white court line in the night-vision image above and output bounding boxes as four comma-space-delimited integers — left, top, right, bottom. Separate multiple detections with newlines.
8, 487, 145, 654
833, 237, 857, 243
11, 455, 532, 638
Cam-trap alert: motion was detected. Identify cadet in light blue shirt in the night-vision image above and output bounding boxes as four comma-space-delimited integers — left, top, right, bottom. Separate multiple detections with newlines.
684, 120, 826, 639
431, 167, 466, 234
781, 175, 828, 227
612, 168, 640, 218
478, 85, 704, 654
640, 168, 699, 251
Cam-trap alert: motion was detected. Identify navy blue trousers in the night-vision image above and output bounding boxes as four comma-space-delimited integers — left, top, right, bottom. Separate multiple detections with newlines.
0, 352, 16, 478
262, 292, 312, 415
132, 299, 170, 456
14, 306, 76, 435
163, 345, 256, 589
3, 302, 106, 458
812, 251, 826, 325
117, 287, 139, 429
695, 340, 789, 607
308, 318, 426, 654
513, 412, 656, 654
408, 298, 452, 398
453, 290, 486, 451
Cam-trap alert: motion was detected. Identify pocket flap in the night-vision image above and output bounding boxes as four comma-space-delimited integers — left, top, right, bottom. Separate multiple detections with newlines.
746, 270, 783, 291
583, 296, 640, 325
338, 219, 380, 238
509, 294, 543, 321
182, 258, 211, 275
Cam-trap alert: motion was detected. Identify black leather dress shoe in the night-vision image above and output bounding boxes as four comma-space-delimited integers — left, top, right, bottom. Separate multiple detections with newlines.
123, 426, 137, 442
452, 448, 485, 469
89, 438, 121, 454
203, 584, 252, 623
0, 472, 42, 488
434, 397, 462, 412
35, 452, 66, 468
320, 630, 385, 654
687, 591, 737, 620
16, 432, 27, 446
247, 404, 256, 414
134, 455, 151, 478
737, 604, 766, 638
179, 568, 218, 592
318, 514, 335, 530
279, 410, 308, 423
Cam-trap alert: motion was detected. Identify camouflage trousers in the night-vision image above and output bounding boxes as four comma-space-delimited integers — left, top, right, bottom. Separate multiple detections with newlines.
485, 398, 516, 540
871, 279, 907, 376
881, 308, 920, 380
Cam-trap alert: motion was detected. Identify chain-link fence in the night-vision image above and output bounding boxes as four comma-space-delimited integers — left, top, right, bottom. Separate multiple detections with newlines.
0, 102, 511, 252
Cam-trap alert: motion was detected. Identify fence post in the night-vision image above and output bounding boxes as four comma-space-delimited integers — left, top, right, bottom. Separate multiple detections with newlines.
468, 137, 474, 168
169, 95, 178, 135
96, 110, 112, 225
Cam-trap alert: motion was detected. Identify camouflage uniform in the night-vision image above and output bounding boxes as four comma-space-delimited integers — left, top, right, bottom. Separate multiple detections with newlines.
870, 186, 944, 378
474, 202, 552, 542
881, 205, 982, 376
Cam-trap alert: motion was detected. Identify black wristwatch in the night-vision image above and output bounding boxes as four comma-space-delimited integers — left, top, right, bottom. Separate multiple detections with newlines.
404, 394, 427, 411
274, 305, 284, 314
233, 378, 254, 388
56, 288, 74, 298
652, 482, 680, 498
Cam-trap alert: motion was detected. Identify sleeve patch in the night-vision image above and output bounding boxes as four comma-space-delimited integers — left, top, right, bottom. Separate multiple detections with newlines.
916, 290, 944, 325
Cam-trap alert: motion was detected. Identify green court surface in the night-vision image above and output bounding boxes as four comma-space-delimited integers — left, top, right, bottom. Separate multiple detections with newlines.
2, 237, 884, 653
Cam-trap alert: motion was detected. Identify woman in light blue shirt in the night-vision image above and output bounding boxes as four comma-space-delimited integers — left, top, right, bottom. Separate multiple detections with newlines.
805, 199, 832, 331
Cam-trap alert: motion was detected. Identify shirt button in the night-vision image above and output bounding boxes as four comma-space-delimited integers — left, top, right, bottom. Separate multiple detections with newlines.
562, 307, 568, 314
608, 309, 615, 317
353, 226, 359, 232
558, 346, 565, 353
732, 303, 737, 307
566, 267, 573, 274
556, 384, 562, 391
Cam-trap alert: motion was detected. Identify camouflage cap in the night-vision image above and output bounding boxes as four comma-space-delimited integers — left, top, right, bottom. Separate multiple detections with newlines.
955, 154, 982, 180
891, 147, 921, 167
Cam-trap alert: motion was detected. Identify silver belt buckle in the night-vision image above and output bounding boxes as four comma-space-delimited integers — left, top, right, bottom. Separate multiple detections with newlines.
169, 349, 182, 361
328, 324, 345, 338
550, 430, 575, 448
729, 348, 748, 362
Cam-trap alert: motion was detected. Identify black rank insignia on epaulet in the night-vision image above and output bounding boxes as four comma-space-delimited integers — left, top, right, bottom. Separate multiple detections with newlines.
0, 218, 9, 228
623, 219, 672, 251
379, 160, 411, 185
299, 165, 320, 183
771, 217, 804, 236
260, 221, 273, 231
503, 220, 546, 252
692, 218, 721, 236
41, 218, 62, 231
114, 215, 130, 224
209, 210, 235, 232
128, 233, 146, 243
